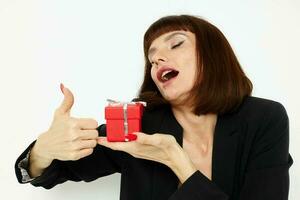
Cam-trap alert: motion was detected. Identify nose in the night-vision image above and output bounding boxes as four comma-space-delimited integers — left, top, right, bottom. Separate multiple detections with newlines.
151, 50, 169, 66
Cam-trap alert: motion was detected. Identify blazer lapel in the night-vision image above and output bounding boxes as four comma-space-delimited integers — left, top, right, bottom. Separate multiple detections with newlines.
212, 112, 240, 196
144, 106, 240, 199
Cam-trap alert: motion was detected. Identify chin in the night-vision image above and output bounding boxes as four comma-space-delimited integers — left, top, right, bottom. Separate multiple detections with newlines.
162, 94, 184, 105
161, 91, 178, 100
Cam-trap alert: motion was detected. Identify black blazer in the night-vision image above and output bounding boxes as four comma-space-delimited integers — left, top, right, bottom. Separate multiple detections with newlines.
15, 96, 293, 200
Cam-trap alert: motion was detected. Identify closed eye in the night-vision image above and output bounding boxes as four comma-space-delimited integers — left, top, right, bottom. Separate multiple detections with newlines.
171, 41, 184, 49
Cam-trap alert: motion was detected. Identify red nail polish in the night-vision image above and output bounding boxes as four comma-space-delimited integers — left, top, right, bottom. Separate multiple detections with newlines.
127, 133, 137, 141
60, 83, 64, 94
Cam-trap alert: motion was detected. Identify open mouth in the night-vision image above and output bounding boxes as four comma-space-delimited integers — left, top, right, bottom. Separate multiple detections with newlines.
157, 68, 179, 83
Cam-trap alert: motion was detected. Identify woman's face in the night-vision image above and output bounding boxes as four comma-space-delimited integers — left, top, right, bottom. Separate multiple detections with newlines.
148, 30, 197, 106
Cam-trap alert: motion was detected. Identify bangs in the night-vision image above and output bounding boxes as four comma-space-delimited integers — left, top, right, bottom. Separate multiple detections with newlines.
143, 15, 195, 59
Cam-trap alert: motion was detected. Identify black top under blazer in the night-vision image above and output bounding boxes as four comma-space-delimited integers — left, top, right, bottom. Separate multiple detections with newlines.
15, 96, 293, 200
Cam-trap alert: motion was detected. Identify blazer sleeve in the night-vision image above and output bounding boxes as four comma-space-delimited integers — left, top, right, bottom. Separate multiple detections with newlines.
169, 102, 293, 200
238, 102, 293, 200
15, 124, 126, 189
169, 170, 229, 200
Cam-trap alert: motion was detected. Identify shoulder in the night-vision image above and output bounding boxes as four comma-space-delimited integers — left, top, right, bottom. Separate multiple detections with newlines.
235, 97, 291, 170
236, 96, 288, 124
235, 96, 289, 156
141, 105, 171, 132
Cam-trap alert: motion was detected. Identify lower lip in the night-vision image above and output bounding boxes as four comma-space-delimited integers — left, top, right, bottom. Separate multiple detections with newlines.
161, 75, 178, 87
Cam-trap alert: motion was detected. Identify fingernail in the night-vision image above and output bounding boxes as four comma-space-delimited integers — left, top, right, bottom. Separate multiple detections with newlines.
60, 83, 65, 94
98, 137, 106, 143
127, 133, 137, 141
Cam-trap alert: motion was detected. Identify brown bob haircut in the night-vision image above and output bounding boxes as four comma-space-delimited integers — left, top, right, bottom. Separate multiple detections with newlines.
135, 14, 252, 115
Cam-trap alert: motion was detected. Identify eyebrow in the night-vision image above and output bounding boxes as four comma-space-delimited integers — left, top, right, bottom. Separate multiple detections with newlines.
148, 32, 187, 59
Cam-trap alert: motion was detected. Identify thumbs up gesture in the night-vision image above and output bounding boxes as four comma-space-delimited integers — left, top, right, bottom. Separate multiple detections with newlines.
29, 84, 99, 177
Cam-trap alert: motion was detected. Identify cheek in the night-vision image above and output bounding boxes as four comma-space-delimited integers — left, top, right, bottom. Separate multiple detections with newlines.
187, 54, 197, 76
150, 68, 158, 84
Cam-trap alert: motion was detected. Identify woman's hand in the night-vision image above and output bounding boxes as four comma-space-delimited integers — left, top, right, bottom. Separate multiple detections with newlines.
29, 84, 99, 177
97, 132, 197, 183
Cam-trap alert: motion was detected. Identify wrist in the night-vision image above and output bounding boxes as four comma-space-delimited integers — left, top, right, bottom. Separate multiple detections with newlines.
28, 136, 53, 177
30, 141, 53, 167
168, 143, 197, 184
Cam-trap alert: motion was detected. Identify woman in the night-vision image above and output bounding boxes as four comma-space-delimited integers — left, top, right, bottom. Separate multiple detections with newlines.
15, 15, 293, 200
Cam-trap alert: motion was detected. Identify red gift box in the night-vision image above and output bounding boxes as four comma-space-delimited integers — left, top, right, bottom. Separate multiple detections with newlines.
105, 100, 146, 142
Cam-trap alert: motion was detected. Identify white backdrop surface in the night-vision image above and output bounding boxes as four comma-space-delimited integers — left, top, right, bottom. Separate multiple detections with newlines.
0, 0, 299, 199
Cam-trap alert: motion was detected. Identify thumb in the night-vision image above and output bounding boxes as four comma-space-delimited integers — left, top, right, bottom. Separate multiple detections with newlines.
56, 83, 74, 116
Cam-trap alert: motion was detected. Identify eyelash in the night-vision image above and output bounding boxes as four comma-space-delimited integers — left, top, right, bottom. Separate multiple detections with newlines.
150, 41, 184, 65
171, 41, 184, 49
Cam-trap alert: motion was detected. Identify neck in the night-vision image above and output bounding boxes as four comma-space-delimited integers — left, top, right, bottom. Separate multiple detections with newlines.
171, 105, 217, 142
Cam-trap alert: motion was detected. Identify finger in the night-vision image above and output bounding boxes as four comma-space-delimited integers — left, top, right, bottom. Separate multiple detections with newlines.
76, 148, 94, 160
76, 139, 97, 150
55, 83, 74, 116
134, 132, 161, 146
97, 137, 132, 151
97, 137, 161, 162
78, 130, 99, 140
97, 137, 118, 149
76, 118, 98, 130
97, 136, 108, 143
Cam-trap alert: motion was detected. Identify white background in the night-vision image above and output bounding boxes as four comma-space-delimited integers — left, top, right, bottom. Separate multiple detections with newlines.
0, 0, 299, 199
